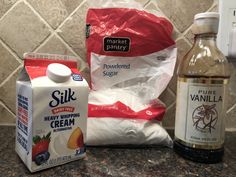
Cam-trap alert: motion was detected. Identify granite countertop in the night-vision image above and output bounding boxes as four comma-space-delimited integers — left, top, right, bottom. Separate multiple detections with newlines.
0, 126, 235, 177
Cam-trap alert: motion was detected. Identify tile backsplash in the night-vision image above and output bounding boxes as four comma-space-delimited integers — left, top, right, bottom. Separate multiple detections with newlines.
0, 0, 235, 131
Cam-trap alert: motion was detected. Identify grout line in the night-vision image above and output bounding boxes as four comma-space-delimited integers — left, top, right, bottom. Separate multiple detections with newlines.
32, 32, 72, 56
175, 35, 192, 47
167, 87, 176, 97
33, 31, 87, 71
176, 31, 192, 45
0, 101, 16, 118
0, 0, 53, 59
166, 101, 176, 111
164, 127, 174, 130
181, 24, 193, 38
144, 0, 182, 40
207, 0, 218, 12
0, 0, 24, 121
55, 0, 87, 31
57, 35, 87, 70
0, 38, 22, 64
24, 0, 86, 69
226, 103, 236, 114
208, 5, 217, 12
0, 0, 23, 22
175, 1, 217, 44
54, 0, 88, 70
0, 65, 22, 88
23, 0, 53, 32
33, 33, 54, 52
55, 33, 82, 58
30, 33, 52, 53
226, 128, 236, 132
0, 123, 15, 126
54, 33, 87, 70
21, 0, 54, 55
143, 0, 151, 8
157, 2, 181, 35
0, 2, 26, 62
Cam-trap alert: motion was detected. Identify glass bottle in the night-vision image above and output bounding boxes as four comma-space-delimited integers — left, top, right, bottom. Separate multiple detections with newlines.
174, 12, 230, 163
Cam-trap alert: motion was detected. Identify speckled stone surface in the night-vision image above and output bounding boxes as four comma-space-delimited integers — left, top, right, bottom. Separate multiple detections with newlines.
0, 126, 235, 177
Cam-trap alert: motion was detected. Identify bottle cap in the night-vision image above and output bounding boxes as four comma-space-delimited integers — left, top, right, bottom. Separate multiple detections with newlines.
192, 12, 219, 34
47, 63, 72, 83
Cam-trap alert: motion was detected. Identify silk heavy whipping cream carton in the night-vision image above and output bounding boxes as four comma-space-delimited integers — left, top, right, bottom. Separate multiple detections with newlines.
15, 53, 89, 172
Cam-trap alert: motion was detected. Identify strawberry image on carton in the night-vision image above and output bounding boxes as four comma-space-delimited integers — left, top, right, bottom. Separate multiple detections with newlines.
15, 53, 89, 172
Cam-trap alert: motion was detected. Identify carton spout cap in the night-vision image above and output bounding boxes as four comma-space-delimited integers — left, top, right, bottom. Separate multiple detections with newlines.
47, 63, 71, 83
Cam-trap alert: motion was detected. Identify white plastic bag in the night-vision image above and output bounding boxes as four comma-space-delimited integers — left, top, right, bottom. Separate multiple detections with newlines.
86, 0, 177, 147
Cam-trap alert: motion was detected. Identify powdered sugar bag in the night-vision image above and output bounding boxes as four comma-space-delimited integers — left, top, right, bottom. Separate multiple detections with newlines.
86, 0, 177, 147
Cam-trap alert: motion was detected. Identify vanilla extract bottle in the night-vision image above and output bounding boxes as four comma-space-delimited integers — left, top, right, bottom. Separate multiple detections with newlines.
174, 12, 230, 163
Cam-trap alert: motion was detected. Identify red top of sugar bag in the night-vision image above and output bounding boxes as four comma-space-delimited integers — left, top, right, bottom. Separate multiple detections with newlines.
86, 8, 175, 66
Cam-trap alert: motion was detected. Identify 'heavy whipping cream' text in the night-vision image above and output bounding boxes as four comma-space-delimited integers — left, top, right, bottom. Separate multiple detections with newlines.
44, 88, 80, 130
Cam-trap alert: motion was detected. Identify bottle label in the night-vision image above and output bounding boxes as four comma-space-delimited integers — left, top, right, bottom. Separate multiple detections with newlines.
175, 78, 228, 148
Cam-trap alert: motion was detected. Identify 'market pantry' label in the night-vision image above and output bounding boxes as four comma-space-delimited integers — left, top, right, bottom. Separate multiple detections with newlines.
175, 78, 228, 147
103, 37, 130, 52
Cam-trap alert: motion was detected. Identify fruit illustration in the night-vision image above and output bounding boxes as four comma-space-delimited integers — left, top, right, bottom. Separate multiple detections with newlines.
32, 132, 51, 163
67, 127, 84, 149
35, 151, 50, 166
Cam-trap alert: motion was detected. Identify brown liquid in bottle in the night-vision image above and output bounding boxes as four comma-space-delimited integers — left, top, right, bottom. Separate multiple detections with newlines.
174, 31, 230, 163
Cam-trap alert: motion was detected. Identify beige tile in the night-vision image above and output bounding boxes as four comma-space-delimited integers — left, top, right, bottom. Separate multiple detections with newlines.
0, 0, 17, 18
0, 43, 20, 83
80, 66, 91, 85
0, 104, 15, 125
168, 74, 177, 94
210, 5, 218, 12
37, 35, 87, 70
168, 38, 192, 93
162, 103, 176, 128
0, 2, 50, 58
37, 35, 74, 56
172, 27, 181, 41
155, 0, 214, 32
135, 0, 150, 6
144, 1, 162, 14
27, 0, 83, 29
0, 68, 22, 114
176, 38, 192, 70
185, 5, 218, 44
184, 27, 195, 44
159, 88, 175, 108
58, 2, 89, 61
226, 105, 236, 129
145, 1, 180, 40
227, 62, 236, 110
